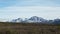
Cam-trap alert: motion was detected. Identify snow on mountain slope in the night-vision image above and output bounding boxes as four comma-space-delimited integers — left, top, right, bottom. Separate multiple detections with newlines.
9, 16, 48, 23
27, 16, 47, 22
11, 18, 23, 22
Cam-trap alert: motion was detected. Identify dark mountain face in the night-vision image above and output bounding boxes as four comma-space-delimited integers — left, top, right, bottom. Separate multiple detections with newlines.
53, 19, 60, 24
29, 16, 43, 21
28, 16, 47, 22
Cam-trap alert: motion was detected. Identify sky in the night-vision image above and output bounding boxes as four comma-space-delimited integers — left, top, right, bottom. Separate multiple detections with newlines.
0, 0, 60, 20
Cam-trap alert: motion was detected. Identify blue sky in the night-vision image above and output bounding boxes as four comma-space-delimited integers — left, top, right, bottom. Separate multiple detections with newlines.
0, 0, 60, 20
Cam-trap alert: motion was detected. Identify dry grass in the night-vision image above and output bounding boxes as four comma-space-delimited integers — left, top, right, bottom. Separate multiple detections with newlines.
0, 22, 60, 34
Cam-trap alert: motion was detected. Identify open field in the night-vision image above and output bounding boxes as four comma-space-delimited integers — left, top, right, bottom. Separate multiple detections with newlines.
0, 22, 60, 34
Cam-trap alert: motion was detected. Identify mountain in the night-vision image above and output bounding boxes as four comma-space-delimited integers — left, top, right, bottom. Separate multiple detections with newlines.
8, 16, 60, 24
53, 18, 60, 24
24, 16, 47, 23
10, 16, 47, 23
11, 18, 23, 22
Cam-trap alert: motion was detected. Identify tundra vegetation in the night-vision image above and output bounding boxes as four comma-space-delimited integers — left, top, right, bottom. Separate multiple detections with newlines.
0, 22, 60, 34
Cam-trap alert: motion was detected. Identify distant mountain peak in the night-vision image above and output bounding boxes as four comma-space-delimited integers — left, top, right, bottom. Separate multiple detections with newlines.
30, 16, 44, 19
28, 16, 46, 22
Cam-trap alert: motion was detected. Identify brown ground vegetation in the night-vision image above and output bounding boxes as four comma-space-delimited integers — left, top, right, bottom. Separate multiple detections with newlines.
0, 22, 60, 34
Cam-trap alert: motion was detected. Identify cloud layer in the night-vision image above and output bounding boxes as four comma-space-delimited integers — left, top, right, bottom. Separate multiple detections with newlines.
0, 6, 60, 20
0, 0, 60, 20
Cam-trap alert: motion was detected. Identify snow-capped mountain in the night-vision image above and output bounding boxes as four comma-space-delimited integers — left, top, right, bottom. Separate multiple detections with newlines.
24, 16, 47, 23
0, 16, 60, 24
10, 16, 47, 23
11, 18, 23, 22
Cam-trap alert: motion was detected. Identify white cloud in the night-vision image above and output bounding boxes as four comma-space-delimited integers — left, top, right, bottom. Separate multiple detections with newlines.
0, 6, 60, 13
0, 6, 60, 19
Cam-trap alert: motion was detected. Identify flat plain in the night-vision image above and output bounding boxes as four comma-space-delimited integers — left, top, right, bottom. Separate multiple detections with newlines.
0, 22, 60, 34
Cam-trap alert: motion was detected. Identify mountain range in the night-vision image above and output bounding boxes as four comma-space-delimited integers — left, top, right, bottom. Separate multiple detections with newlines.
10, 16, 47, 23
9, 16, 60, 24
